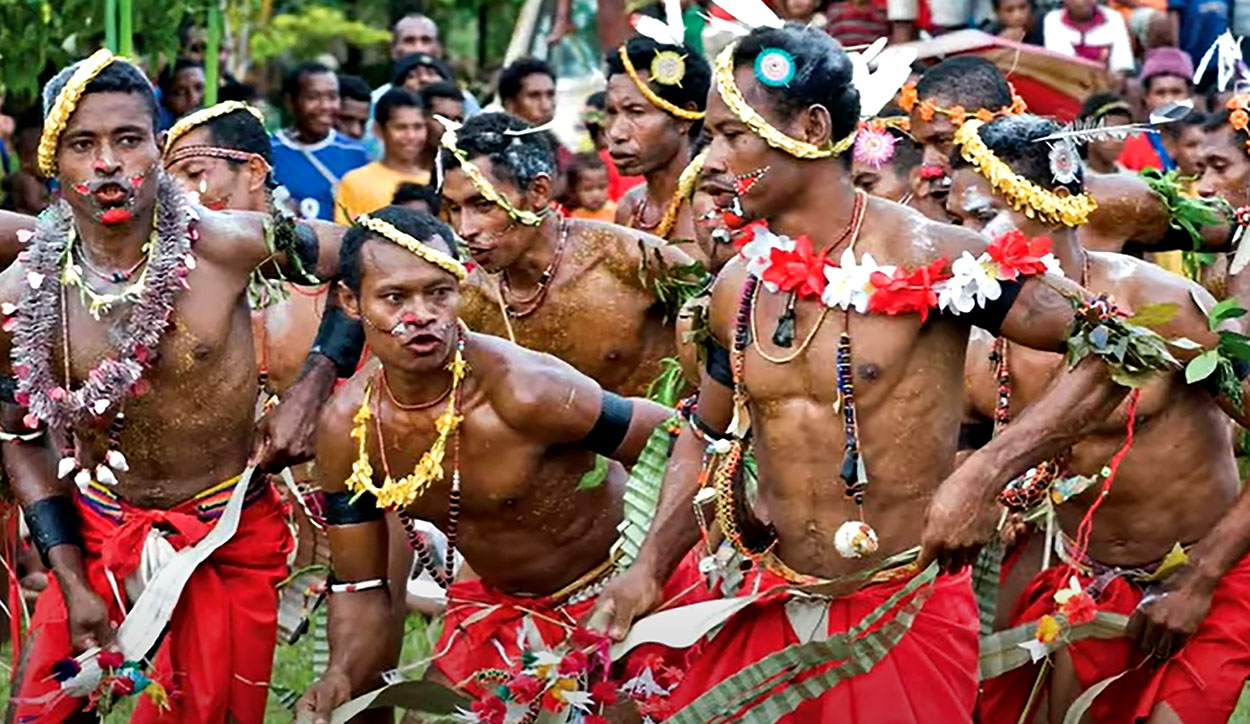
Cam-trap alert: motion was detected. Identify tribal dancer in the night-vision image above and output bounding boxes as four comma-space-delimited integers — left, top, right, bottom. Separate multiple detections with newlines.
849, 114, 927, 208
906, 56, 1231, 255
954, 115, 1250, 724
605, 30, 712, 250
295, 207, 707, 723
0, 51, 347, 723
592, 23, 1166, 722
1196, 95, 1250, 308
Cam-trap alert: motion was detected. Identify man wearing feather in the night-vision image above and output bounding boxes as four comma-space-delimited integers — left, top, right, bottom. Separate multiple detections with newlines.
586, 13, 1187, 721
949, 113, 1250, 724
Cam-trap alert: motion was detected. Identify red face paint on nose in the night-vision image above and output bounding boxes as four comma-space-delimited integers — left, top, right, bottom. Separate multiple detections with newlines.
93, 160, 108, 172
401, 313, 418, 324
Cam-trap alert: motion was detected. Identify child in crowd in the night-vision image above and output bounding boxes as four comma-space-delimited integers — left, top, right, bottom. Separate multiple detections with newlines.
984, 0, 1044, 44
565, 152, 618, 222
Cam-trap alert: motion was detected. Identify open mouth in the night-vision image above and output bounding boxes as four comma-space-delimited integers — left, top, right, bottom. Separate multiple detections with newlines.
93, 183, 130, 207
403, 333, 444, 355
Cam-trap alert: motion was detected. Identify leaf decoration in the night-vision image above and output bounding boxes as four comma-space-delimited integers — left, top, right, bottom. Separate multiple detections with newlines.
1186, 349, 1220, 383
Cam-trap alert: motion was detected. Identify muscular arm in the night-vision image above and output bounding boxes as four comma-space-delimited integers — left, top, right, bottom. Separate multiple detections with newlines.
0, 210, 35, 270
195, 208, 346, 282
1090, 174, 1232, 254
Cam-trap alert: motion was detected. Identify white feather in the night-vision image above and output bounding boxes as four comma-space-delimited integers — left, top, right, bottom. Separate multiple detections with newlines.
710, 0, 782, 29
850, 43, 917, 119
1195, 31, 1244, 92
633, 14, 681, 45
704, 13, 749, 37
664, 0, 686, 45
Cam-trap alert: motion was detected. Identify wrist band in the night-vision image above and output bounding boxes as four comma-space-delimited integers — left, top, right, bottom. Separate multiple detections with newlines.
24, 497, 83, 569
310, 305, 366, 378
327, 577, 387, 594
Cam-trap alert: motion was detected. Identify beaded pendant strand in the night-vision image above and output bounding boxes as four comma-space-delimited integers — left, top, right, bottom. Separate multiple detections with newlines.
832, 324, 878, 559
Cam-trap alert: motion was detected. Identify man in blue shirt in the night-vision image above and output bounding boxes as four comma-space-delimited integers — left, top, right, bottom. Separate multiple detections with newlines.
271, 63, 368, 221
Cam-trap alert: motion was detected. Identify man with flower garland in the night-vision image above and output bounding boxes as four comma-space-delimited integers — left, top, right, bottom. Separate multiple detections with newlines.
906, 56, 1232, 255
950, 114, 1250, 724
586, 24, 1189, 721
606, 36, 712, 254
295, 206, 706, 724
0, 51, 350, 723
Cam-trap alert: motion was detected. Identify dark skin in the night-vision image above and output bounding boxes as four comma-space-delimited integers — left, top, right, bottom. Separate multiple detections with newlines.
956, 173, 1249, 724
605, 71, 702, 251
591, 64, 1129, 639
676, 169, 737, 383
1197, 125, 1250, 308
289, 71, 341, 144
502, 73, 556, 127
296, 237, 668, 722
441, 157, 693, 397
910, 94, 1232, 253
337, 97, 371, 141
0, 90, 345, 661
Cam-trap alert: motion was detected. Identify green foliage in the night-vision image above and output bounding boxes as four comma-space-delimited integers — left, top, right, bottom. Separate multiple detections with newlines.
1181, 298, 1250, 410
250, 5, 390, 64
1064, 296, 1179, 387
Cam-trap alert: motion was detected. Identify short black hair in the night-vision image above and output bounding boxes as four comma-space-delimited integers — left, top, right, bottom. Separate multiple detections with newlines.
1201, 110, 1248, 156
340, 205, 460, 294
952, 114, 1083, 194
283, 62, 335, 100
376, 88, 424, 127
916, 56, 1013, 111
43, 57, 160, 132
498, 57, 555, 103
338, 74, 372, 104
159, 59, 203, 96
438, 112, 555, 191
991, 0, 1035, 8
392, 53, 453, 87
731, 25, 859, 151
567, 151, 606, 190
605, 36, 711, 138
420, 81, 465, 109
392, 182, 442, 213
585, 90, 606, 111
202, 106, 273, 166
218, 80, 259, 103
1077, 91, 1133, 122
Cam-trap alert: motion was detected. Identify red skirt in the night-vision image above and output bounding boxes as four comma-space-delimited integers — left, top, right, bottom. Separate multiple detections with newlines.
13, 481, 293, 724
665, 567, 979, 723
979, 550, 1250, 724
432, 549, 711, 699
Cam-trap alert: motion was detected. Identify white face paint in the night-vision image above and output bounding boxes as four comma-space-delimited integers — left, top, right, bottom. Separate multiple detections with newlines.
982, 211, 1018, 240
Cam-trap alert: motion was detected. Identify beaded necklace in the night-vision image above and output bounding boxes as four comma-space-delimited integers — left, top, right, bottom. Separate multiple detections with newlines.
499, 219, 568, 320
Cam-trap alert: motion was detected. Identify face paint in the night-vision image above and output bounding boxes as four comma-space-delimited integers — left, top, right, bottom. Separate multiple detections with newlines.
733, 166, 770, 197
69, 165, 151, 226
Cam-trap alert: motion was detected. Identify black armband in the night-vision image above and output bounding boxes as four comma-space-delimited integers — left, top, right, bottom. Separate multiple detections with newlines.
584, 391, 634, 457
323, 490, 384, 525
958, 421, 992, 451
24, 497, 83, 569
0, 376, 15, 404
957, 279, 1025, 336
704, 337, 733, 388
310, 305, 366, 378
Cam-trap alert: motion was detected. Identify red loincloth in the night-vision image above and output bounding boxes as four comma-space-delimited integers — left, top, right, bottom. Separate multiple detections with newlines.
665, 567, 979, 723
13, 480, 293, 724
432, 549, 711, 699
979, 550, 1250, 724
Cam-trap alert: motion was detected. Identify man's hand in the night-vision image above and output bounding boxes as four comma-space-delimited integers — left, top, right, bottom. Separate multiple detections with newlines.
250, 356, 337, 471
296, 669, 353, 724
919, 471, 1000, 575
1126, 568, 1216, 660
586, 564, 662, 643
64, 585, 116, 653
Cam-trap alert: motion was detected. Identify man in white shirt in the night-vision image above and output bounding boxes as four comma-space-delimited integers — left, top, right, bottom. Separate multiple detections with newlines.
1043, 0, 1135, 73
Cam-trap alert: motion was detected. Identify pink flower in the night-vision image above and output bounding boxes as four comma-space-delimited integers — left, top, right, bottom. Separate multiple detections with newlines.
559, 649, 588, 676
509, 675, 543, 704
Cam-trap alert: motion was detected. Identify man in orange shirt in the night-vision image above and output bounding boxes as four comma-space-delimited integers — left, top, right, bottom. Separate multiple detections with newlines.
335, 88, 431, 223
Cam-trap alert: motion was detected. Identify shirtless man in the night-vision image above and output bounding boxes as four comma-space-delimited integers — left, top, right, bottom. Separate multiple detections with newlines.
590, 25, 1149, 720
1196, 98, 1250, 307
606, 36, 712, 251
951, 114, 1250, 724
906, 56, 1230, 255
0, 51, 344, 722
849, 115, 925, 206
294, 207, 704, 722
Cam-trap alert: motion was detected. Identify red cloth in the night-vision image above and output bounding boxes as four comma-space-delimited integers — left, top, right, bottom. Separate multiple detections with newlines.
979, 551, 1250, 724
13, 482, 293, 724
665, 568, 979, 723
432, 549, 710, 698
1118, 132, 1166, 172
600, 148, 643, 203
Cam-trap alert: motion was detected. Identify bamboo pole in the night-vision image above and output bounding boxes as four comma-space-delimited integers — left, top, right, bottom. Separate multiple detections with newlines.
118, 0, 132, 56
104, 0, 118, 53
204, 3, 222, 105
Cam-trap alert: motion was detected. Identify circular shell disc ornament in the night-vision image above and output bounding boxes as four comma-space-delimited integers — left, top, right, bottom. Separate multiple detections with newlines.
650, 50, 688, 87
754, 48, 795, 88
1049, 139, 1079, 186
833, 520, 879, 559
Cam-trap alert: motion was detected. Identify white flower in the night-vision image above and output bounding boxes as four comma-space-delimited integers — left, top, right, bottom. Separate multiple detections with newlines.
562, 690, 595, 712
938, 251, 1002, 314
1039, 253, 1064, 277
822, 250, 893, 313
739, 228, 794, 291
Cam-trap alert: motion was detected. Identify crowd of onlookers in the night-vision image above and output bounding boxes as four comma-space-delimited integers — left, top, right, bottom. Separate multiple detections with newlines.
0, 0, 1243, 224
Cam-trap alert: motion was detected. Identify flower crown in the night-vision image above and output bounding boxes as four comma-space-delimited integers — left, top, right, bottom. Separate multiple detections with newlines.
899, 82, 1028, 126
436, 116, 549, 227
617, 45, 705, 121
1226, 94, 1250, 153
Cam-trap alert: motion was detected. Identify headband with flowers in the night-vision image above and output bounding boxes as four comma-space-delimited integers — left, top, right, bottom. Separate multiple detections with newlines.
1226, 93, 1250, 153
851, 116, 911, 170
898, 82, 1028, 126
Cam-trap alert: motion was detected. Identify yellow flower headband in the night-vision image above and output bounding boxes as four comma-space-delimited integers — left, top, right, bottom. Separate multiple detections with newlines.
713, 42, 855, 160
38, 49, 119, 177
164, 101, 267, 156
436, 116, 546, 227
356, 214, 468, 280
617, 46, 705, 122
954, 119, 1097, 228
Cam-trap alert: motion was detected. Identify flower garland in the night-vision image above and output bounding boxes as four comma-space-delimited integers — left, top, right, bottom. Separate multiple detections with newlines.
954, 119, 1098, 228
1225, 93, 1250, 153
898, 81, 1028, 126
9, 172, 195, 433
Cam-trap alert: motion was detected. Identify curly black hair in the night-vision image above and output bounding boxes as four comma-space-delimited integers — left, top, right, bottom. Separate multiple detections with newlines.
605, 36, 711, 138
437, 112, 555, 191
497, 57, 554, 103
340, 205, 460, 294
952, 114, 1084, 194
916, 56, 1013, 112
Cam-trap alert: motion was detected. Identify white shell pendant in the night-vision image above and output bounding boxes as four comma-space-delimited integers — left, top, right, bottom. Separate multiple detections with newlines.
57, 456, 77, 479
105, 449, 129, 472
74, 468, 92, 494
833, 520, 879, 559
95, 464, 118, 486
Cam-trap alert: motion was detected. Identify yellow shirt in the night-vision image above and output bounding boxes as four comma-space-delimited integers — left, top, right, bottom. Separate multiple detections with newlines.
334, 162, 431, 224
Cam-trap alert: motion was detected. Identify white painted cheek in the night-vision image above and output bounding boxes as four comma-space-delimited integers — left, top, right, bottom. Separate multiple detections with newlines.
982, 211, 1018, 240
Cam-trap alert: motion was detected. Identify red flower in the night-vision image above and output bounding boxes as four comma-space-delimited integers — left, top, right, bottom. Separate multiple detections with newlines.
1058, 590, 1097, 625
470, 697, 507, 724
97, 651, 124, 670
541, 690, 566, 712
108, 676, 136, 696
731, 219, 767, 248
867, 258, 951, 322
571, 627, 609, 650
986, 230, 1054, 280
590, 680, 619, 707
509, 675, 544, 704
558, 649, 589, 676
761, 236, 828, 299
